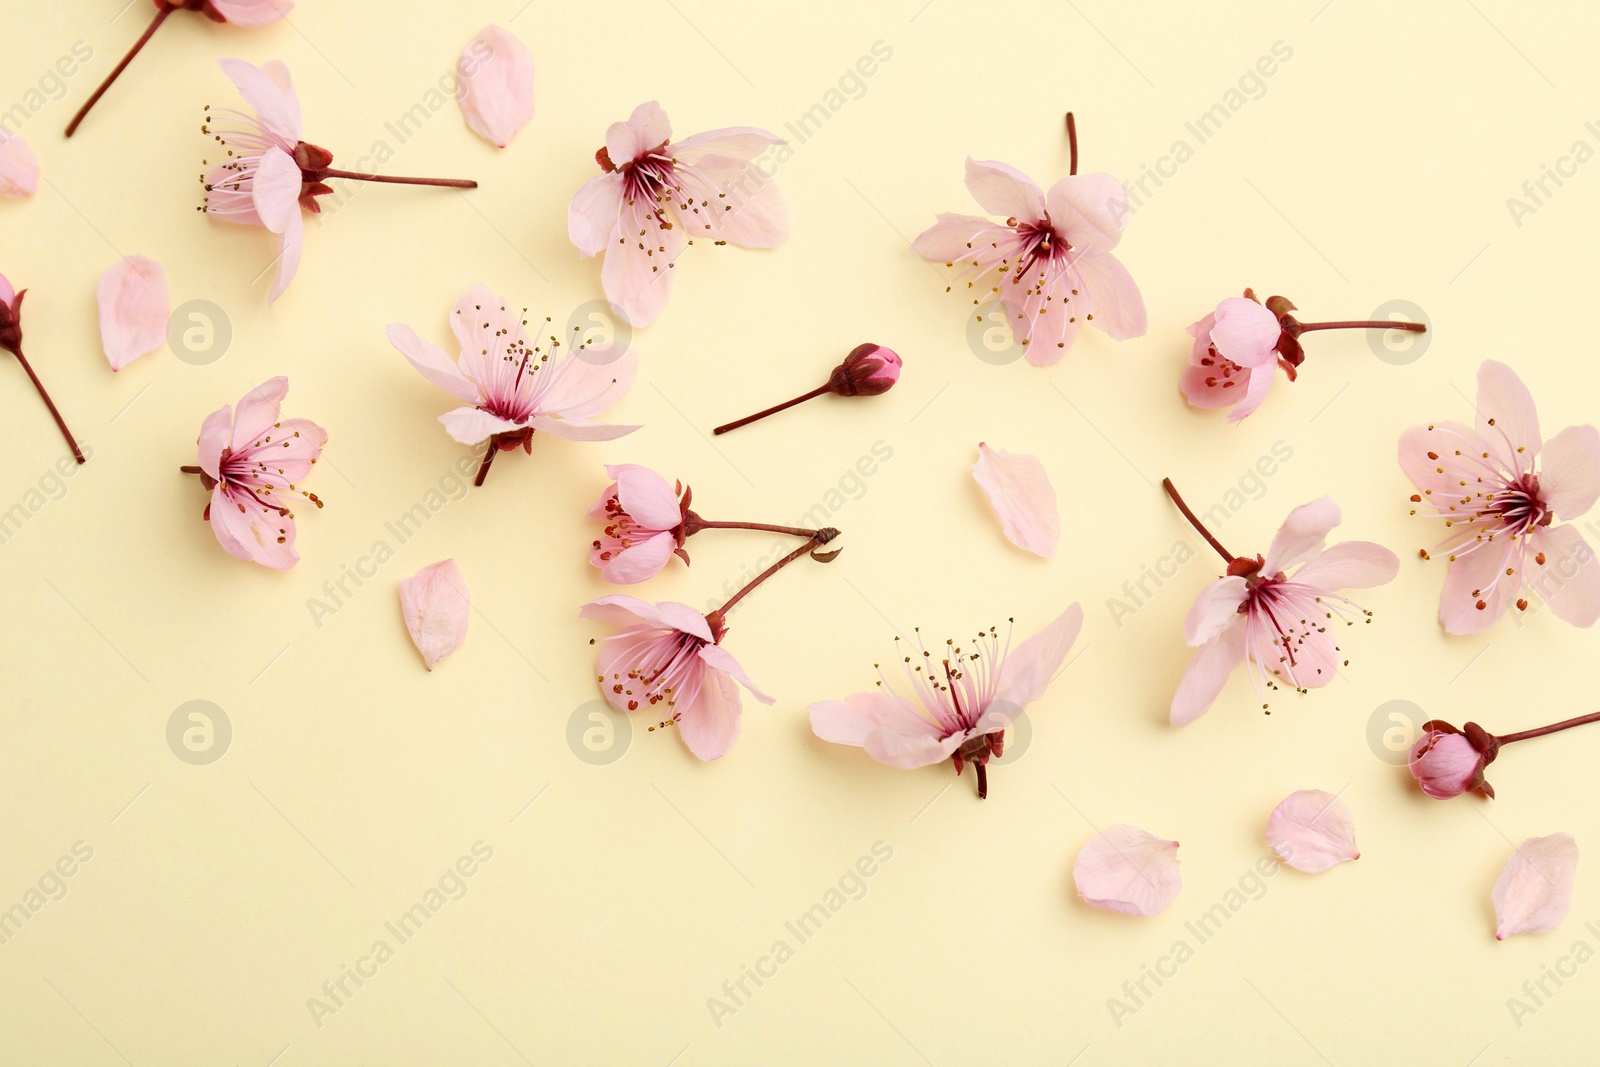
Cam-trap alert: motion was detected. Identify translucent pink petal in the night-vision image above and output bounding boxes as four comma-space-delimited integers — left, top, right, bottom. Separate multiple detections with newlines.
209, 0, 293, 27
457, 25, 534, 148
1267, 790, 1359, 874
233, 416, 324, 482
971, 443, 1059, 558
439, 406, 522, 445
651, 601, 714, 641
684, 155, 788, 248
1541, 424, 1600, 520
1476, 360, 1541, 463
1439, 539, 1517, 634
992, 603, 1083, 711
1262, 496, 1340, 574
1183, 576, 1249, 644
218, 58, 301, 143
608, 464, 680, 530
0, 273, 14, 306
398, 560, 471, 670
230, 377, 287, 450
1531, 524, 1600, 628
1408, 731, 1480, 798
671, 127, 784, 165
267, 212, 303, 304
97, 256, 170, 371
533, 346, 638, 420
1070, 252, 1146, 340
386, 323, 478, 403
208, 482, 297, 569
578, 595, 657, 630
527, 415, 639, 442
700, 644, 773, 705
1208, 298, 1281, 368
0, 130, 39, 198
197, 405, 233, 481
1009, 288, 1081, 367
675, 668, 742, 761
251, 147, 301, 234
599, 530, 676, 585
964, 158, 1046, 222
809, 691, 910, 748
1493, 833, 1578, 940
605, 101, 671, 166
1292, 541, 1399, 591
1074, 825, 1182, 916
1398, 421, 1477, 497
601, 207, 684, 326
1170, 623, 1245, 727
1044, 172, 1126, 254
568, 174, 623, 257
862, 720, 957, 770
911, 212, 998, 263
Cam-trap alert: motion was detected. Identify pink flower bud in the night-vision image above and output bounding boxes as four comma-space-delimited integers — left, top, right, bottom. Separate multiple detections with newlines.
1409, 722, 1496, 799
828, 343, 901, 397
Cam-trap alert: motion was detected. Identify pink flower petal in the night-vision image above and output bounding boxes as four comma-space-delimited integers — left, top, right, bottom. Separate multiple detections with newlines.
1226, 363, 1277, 423
386, 323, 476, 402
971, 443, 1059, 558
0, 129, 39, 198
1170, 624, 1246, 727
533, 346, 638, 420
684, 154, 788, 248
1397, 421, 1477, 497
251, 147, 302, 234
1073, 825, 1182, 916
230, 377, 288, 449
1531, 524, 1600, 628
1292, 540, 1399, 591
599, 531, 676, 585
439, 406, 523, 445
457, 25, 534, 148
1071, 252, 1146, 341
218, 58, 301, 143
1184, 576, 1248, 645
1266, 790, 1359, 874
1208, 298, 1281, 368
699, 644, 773, 705
671, 127, 785, 165
208, 482, 298, 569
1476, 359, 1541, 463
608, 464, 681, 530
97, 256, 170, 371
606, 101, 671, 167
1438, 539, 1518, 634
197, 405, 232, 481
1541, 424, 1600, 521
267, 212, 303, 303
527, 415, 640, 442
1261, 496, 1340, 574
964, 157, 1046, 222
601, 203, 684, 326
1493, 833, 1578, 940
675, 668, 742, 761
569, 173, 624, 256
992, 603, 1083, 711
911, 212, 998, 263
210, 0, 293, 27
1044, 172, 1126, 255
398, 560, 471, 670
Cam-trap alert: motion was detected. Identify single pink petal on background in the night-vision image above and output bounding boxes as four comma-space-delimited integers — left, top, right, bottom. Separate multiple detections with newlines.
1266, 790, 1359, 874
458, 25, 534, 148
1493, 833, 1578, 940
0, 129, 39, 198
1074, 825, 1181, 916
972, 443, 1059, 558
97, 256, 170, 371
398, 560, 471, 670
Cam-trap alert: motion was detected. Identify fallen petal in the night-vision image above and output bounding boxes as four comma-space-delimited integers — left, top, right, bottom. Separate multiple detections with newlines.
0, 129, 39, 198
398, 560, 471, 670
97, 256, 171, 371
1073, 825, 1181, 916
971, 442, 1059, 558
1266, 790, 1359, 874
1493, 833, 1578, 940
458, 25, 534, 148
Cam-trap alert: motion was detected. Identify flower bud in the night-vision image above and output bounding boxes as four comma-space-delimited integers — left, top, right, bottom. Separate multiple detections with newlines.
1409, 720, 1498, 799
827, 343, 901, 397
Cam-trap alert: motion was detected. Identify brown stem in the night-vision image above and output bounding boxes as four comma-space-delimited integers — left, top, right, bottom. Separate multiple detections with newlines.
1065, 111, 1078, 176
1296, 320, 1427, 334
1162, 478, 1233, 563
65, 5, 173, 137
179, 465, 202, 475
713, 385, 829, 435
10, 348, 85, 463
715, 534, 826, 616
320, 168, 478, 189
975, 762, 988, 800
474, 447, 496, 487
1498, 711, 1600, 746
693, 520, 825, 538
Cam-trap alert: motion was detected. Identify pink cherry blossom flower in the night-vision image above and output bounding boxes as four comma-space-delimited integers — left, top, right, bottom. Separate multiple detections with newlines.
971, 442, 1059, 558
911, 115, 1145, 366
0, 129, 39, 197
399, 560, 470, 670
457, 25, 534, 148
97, 256, 171, 371
1183, 290, 1427, 422
1163, 481, 1398, 725
1, 273, 86, 464
568, 101, 788, 327
712, 343, 900, 435
1266, 789, 1359, 873
808, 604, 1082, 798
387, 284, 639, 487
588, 464, 836, 584
181, 376, 325, 569
1408, 711, 1600, 800
203, 59, 477, 302
66, 0, 293, 138
1493, 833, 1578, 940
1073, 825, 1182, 916
1401, 360, 1600, 633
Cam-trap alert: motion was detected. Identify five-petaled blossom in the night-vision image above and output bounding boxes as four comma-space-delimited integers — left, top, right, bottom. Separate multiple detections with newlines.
388, 284, 640, 487
1400, 360, 1600, 633
1164, 483, 1398, 725
568, 101, 788, 327
581, 598, 773, 761
184, 376, 326, 569
808, 604, 1083, 798
911, 151, 1146, 365
203, 59, 476, 302
1183, 290, 1427, 423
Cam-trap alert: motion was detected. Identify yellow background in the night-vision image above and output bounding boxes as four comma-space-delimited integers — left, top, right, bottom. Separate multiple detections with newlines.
4, 0, 1600, 1063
